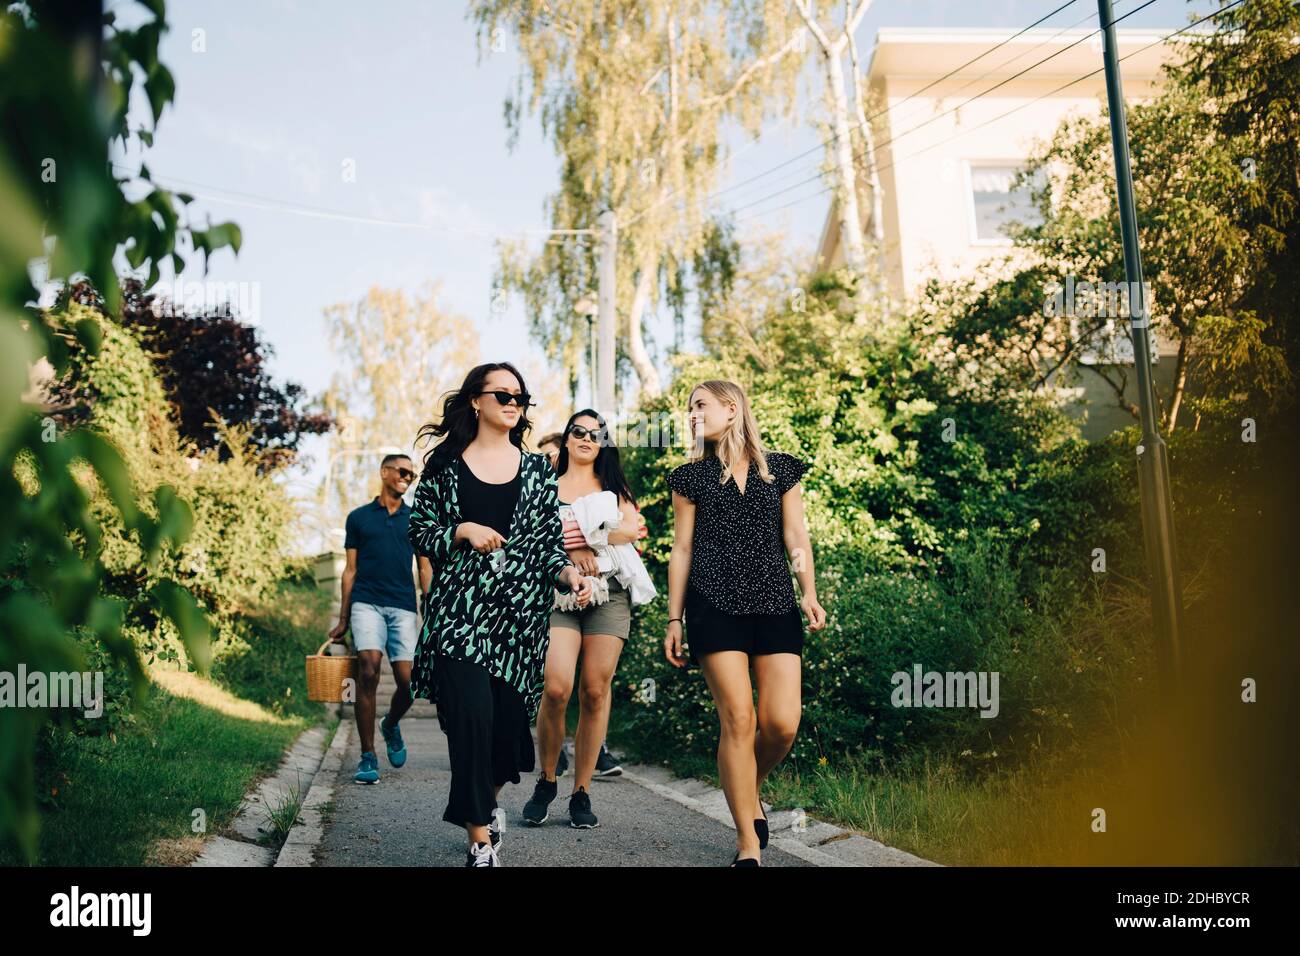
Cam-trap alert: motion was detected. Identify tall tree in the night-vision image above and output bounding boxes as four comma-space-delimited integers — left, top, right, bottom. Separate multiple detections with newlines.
320, 284, 480, 530
1168, 0, 1300, 378
472, 0, 806, 403
792, 0, 879, 309
48, 279, 332, 471
923, 15, 1297, 433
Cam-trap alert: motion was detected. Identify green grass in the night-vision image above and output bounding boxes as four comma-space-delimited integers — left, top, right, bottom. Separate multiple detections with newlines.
3, 686, 306, 866
3, 580, 334, 867
211, 581, 335, 721
756, 753, 1087, 866
609, 710, 1300, 867
261, 776, 307, 848
606, 705, 1102, 866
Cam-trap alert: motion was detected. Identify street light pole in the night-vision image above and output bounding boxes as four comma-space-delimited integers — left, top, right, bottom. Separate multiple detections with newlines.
596, 208, 617, 425
1096, 0, 1185, 692
588, 314, 596, 407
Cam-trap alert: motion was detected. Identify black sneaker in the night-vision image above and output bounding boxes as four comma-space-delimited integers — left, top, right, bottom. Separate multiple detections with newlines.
555, 745, 568, 777
466, 841, 498, 867
593, 743, 622, 777
569, 787, 599, 829
522, 775, 558, 826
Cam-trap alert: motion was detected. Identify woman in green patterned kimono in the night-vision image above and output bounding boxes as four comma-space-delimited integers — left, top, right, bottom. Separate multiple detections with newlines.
409, 362, 592, 867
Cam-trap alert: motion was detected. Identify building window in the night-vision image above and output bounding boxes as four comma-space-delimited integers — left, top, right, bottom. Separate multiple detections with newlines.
966, 162, 1044, 243
1073, 318, 1136, 366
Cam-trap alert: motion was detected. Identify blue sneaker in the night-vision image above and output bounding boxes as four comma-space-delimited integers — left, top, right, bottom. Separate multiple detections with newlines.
354, 751, 380, 784
380, 713, 407, 768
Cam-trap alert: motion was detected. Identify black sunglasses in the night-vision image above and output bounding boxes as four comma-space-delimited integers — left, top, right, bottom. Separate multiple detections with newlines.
568, 424, 604, 442
384, 465, 416, 481
478, 390, 533, 408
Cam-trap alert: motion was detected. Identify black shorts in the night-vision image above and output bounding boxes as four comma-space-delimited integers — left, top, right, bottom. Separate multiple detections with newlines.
683, 582, 803, 664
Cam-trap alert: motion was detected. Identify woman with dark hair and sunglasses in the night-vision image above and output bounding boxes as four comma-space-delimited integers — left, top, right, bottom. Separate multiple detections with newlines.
522, 409, 656, 830
408, 362, 592, 867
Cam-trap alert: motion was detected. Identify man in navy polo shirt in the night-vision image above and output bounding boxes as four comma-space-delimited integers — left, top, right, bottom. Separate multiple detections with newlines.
329, 453, 429, 784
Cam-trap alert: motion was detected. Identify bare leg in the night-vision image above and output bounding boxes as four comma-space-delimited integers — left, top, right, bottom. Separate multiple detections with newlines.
355, 650, 382, 754
752, 653, 802, 819
573, 633, 623, 793
699, 651, 761, 860
387, 659, 413, 723
536, 627, 580, 782
466, 785, 506, 848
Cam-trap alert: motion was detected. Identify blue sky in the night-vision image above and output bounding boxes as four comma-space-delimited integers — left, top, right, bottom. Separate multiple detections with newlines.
113, 0, 1191, 499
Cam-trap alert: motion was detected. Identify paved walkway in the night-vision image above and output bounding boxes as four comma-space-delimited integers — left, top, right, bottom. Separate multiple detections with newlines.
317, 719, 811, 867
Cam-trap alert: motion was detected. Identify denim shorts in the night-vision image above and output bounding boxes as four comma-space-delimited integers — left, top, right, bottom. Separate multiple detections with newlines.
350, 602, 418, 662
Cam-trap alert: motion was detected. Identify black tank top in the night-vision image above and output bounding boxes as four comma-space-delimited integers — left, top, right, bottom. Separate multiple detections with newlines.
457, 455, 521, 538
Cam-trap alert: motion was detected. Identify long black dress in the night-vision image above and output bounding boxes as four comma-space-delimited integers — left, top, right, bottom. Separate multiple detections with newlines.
433, 454, 535, 828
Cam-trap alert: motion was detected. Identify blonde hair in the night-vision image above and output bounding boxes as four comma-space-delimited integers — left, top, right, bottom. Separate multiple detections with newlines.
686, 380, 775, 488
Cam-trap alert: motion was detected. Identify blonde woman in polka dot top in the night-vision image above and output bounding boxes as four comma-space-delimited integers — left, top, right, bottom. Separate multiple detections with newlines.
664, 379, 828, 867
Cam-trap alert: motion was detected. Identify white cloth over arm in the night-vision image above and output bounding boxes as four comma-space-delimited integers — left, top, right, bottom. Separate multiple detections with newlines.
562, 490, 657, 607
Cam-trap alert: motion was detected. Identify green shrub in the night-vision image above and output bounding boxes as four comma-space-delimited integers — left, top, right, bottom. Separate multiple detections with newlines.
52, 303, 299, 667
607, 279, 1260, 778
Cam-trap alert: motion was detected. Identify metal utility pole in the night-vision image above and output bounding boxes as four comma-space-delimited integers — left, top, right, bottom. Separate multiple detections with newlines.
1097, 0, 1185, 691
574, 295, 599, 409
596, 209, 617, 427
587, 314, 597, 407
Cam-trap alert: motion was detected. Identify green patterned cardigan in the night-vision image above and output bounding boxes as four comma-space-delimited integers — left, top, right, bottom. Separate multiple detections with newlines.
407, 448, 572, 720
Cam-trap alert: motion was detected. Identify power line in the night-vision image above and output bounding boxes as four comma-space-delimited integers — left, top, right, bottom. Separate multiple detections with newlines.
110, 163, 596, 238
875, 0, 1128, 143
708, 0, 1086, 206
728, 0, 1163, 220
623, 0, 1083, 228
710, 1, 1119, 213
734, 0, 1246, 226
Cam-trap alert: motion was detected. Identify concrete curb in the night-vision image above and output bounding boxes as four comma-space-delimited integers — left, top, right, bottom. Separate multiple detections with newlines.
190, 721, 331, 867
274, 718, 353, 867
619, 764, 940, 867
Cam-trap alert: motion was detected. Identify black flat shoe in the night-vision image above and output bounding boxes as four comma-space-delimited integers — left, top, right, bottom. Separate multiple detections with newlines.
730, 852, 760, 867
755, 804, 769, 850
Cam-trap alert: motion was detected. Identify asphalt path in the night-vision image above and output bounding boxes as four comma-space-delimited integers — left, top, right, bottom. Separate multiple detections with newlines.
317, 718, 811, 867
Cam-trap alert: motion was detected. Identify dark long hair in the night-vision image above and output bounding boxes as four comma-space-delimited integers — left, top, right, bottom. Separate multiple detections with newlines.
554, 408, 637, 508
416, 362, 533, 475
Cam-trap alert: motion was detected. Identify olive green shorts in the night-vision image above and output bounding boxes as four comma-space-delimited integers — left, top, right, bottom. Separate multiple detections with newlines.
549, 576, 632, 640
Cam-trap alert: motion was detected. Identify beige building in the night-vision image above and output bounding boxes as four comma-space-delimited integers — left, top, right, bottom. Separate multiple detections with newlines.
816, 28, 1185, 438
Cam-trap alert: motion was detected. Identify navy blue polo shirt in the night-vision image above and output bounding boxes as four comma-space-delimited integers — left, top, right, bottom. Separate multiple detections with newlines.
344, 497, 417, 613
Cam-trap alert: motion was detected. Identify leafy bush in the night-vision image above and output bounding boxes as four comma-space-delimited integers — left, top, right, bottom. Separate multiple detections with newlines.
609, 276, 1266, 778
51, 303, 300, 667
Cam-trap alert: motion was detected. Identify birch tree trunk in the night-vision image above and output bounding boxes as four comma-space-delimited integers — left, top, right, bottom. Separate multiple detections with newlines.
626, 249, 662, 398
794, 0, 876, 319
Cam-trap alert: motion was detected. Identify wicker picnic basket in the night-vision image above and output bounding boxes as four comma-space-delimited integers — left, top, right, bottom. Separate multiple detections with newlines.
306, 639, 356, 702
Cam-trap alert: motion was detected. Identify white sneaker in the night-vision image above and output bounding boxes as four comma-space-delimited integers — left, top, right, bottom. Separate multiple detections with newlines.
489, 807, 504, 851
466, 841, 499, 867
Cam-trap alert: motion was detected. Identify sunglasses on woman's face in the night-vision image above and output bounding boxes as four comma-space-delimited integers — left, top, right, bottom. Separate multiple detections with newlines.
569, 425, 603, 443
478, 390, 533, 407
